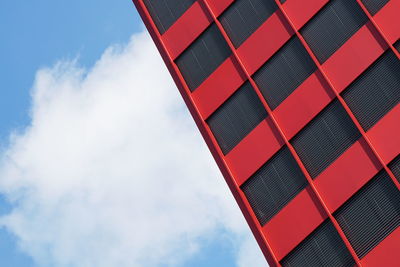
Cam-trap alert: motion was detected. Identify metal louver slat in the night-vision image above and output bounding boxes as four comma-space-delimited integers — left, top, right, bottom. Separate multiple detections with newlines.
291, 99, 361, 178
300, 0, 368, 63
342, 50, 400, 131
334, 171, 400, 258
241, 146, 308, 225
175, 24, 231, 91
361, 0, 389, 15
389, 155, 400, 182
253, 36, 317, 110
143, 0, 196, 34
280, 220, 355, 267
220, 0, 278, 48
206, 82, 267, 155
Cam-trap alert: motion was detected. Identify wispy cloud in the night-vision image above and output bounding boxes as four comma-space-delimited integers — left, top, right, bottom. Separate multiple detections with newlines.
0, 31, 266, 267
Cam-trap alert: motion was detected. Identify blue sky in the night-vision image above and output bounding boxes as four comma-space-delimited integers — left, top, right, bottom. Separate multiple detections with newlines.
0, 1, 265, 266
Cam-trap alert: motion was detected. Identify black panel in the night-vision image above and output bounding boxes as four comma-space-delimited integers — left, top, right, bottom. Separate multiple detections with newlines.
342, 50, 400, 131
207, 82, 267, 155
389, 155, 400, 182
300, 0, 368, 63
143, 0, 196, 34
253, 37, 317, 110
334, 171, 400, 258
219, 0, 278, 48
291, 99, 361, 178
241, 146, 308, 225
281, 220, 355, 267
280, 0, 287, 3
395, 39, 400, 52
361, 0, 389, 15
176, 24, 231, 91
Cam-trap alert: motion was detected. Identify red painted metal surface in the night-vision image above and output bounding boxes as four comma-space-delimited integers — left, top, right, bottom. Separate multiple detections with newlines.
314, 138, 381, 213
132, 0, 400, 265
192, 56, 245, 119
263, 186, 326, 260
236, 11, 293, 75
162, 2, 212, 60
274, 70, 334, 139
281, 0, 328, 30
226, 117, 284, 186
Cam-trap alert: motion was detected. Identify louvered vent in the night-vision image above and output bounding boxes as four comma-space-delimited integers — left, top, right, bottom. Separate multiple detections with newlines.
361, 0, 389, 15
301, 0, 368, 63
220, 0, 278, 48
143, 0, 196, 34
175, 24, 231, 91
334, 171, 400, 258
253, 36, 317, 110
281, 220, 355, 267
241, 146, 308, 225
206, 82, 267, 155
342, 50, 400, 131
291, 99, 361, 178
389, 155, 400, 182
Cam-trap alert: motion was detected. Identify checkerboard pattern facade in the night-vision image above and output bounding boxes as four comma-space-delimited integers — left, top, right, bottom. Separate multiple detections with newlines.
132, 0, 400, 266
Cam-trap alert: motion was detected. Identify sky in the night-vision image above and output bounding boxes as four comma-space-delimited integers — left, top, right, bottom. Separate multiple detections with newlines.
0, 1, 267, 267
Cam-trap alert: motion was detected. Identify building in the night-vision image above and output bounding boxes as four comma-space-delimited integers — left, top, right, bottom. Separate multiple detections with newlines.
132, 0, 400, 266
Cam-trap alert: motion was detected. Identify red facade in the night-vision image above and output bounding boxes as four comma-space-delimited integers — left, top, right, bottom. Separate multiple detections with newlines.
132, 0, 400, 266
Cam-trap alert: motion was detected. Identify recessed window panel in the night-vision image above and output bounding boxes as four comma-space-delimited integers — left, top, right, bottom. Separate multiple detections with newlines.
301, 0, 368, 63
241, 146, 308, 225
291, 99, 361, 178
281, 220, 355, 267
253, 37, 317, 110
389, 155, 400, 182
361, 0, 389, 15
176, 24, 231, 91
219, 0, 278, 48
334, 171, 400, 258
207, 82, 267, 155
342, 50, 400, 131
143, 0, 196, 34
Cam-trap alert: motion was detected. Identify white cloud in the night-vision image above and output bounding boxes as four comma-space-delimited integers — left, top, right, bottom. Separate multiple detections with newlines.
0, 31, 267, 267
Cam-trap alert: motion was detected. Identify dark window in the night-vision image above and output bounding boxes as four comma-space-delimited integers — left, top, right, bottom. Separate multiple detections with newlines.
389, 155, 400, 182
301, 0, 368, 63
361, 0, 389, 15
342, 50, 400, 131
207, 82, 267, 154
280, 0, 287, 3
241, 146, 308, 225
176, 24, 231, 91
281, 220, 355, 267
291, 99, 361, 178
253, 37, 317, 110
219, 0, 278, 48
143, 0, 196, 34
334, 171, 400, 258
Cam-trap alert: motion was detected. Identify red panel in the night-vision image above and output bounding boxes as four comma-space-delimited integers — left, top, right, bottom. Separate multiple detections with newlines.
274, 70, 335, 139
226, 117, 284, 186
373, 0, 400, 44
162, 2, 212, 60
367, 103, 400, 165
282, 0, 328, 30
322, 22, 387, 93
192, 56, 246, 119
237, 11, 293, 75
361, 227, 400, 267
207, 0, 233, 17
315, 138, 381, 213
263, 187, 327, 260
